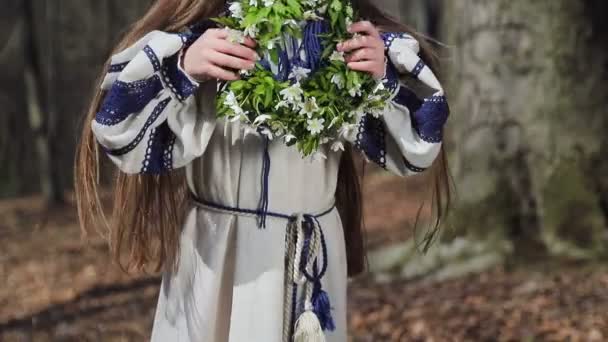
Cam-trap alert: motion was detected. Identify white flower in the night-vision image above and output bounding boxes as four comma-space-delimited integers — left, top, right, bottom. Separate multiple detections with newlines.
249, 0, 258, 6
338, 123, 358, 140
299, 97, 320, 118
318, 4, 328, 14
244, 24, 259, 38
330, 73, 345, 89
306, 118, 325, 136
330, 50, 345, 62
263, 0, 275, 7
228, 2, 243, 19
227, 29, 245, 44
348, 83, 362, 97
280, 83, 304, 104
289, 66, 311, 82
303, 10, 323, 21
331, 141, 345, 152
224, 91, 238, 107
284, 134, 296, 143
346, 5, 354, 17
253, 114, 273, 126
275, 100, 289, 110
244, 125, 259, 138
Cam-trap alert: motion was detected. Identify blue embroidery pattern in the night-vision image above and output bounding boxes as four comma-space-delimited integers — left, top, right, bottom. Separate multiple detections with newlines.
140, 122, 176, 174
108, 61, 129, 73
393, 86, 423, 112
106, 97, 172, 157
381, 32, 410, 51
403, 157, 427, 173
161, 53, 198, 102
355, 114, 387, 169
96, 75, 164, 126
412, 95, 449, 143
383, 59, 400, 95
144, 45, 161, 72
411, 59, 425, 78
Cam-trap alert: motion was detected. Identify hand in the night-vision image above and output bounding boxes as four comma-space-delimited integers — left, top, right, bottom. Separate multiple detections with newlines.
336, 21, 386, 79
183, 28, 258, 82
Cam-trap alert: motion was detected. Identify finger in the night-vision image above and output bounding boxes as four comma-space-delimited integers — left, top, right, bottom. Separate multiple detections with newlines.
208, 50, 255, 70
205, 64, 240, 81
348, 21, 380, 38
208, 28, 229, 39
347, 61, 377, 73
346, 48, 378, 63
242, 36, 257, 49
213, 40, 259, 62
337, 35, 379, 52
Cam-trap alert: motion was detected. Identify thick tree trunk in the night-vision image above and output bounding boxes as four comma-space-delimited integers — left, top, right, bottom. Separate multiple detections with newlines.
443, 0, 608, 260
0, 1, 151, 200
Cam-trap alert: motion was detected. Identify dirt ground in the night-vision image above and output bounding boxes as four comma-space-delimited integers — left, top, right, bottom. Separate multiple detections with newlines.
1, 173, 607, 341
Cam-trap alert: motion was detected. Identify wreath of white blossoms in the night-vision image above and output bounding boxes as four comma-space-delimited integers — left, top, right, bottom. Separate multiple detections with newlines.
214, 0, 392, 157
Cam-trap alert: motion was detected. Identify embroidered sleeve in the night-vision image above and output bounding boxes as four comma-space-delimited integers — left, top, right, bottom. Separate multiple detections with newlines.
347, 32, 449, 176
92, 22, 217, 175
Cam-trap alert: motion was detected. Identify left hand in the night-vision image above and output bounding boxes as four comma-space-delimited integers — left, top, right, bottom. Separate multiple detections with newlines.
337, 21, 386, 79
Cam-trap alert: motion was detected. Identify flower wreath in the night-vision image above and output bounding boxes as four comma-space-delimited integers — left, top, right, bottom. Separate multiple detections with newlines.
213, 0, 392, 157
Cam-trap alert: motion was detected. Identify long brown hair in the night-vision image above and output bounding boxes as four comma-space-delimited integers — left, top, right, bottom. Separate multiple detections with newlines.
75, 0, 451, 277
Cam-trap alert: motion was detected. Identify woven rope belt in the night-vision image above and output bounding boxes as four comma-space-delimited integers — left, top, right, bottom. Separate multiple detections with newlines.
191, 195, 336, 342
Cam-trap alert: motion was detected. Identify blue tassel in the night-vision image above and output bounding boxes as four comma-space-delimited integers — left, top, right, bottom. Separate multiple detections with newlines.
312, 284, 335, 331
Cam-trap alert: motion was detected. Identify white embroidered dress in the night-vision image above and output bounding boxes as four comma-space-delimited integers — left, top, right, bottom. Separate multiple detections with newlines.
92, 21, 448, 342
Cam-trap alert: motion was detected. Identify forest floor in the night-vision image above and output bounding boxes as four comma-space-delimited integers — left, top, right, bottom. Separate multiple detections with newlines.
1, 172, 607, 342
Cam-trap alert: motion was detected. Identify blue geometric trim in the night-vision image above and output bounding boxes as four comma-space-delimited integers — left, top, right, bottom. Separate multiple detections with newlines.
140, 121, 175, 174
105, 97, 172, 157
355, 114, 387, 169
108, 62, 129, 73
381, 32, 409, 51
383, 58, 400, 95
403, 157, 428, 173
144, 45, 161, 72
412, 95, 450, 143
161, 53, 198, 102
96, 75, 164, 126
412, 59, 425, 77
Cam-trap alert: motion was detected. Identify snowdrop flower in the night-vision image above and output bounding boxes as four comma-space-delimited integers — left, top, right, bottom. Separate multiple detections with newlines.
229, 2, 244, 19
243, 125, 259, 138
320, 137, 330, 144
244, 24, 259, 38
249, 0, 258, 6
280, 83, 304, 103
331, 140, 345, 152
374, 81, 386, 93
263, 0, 275, 7
307, 118, 325, 136
331, 73, 345, 89
299, 97, 320, 118
330, 50, 345, 62
284, 134, 296, 143
346, 4, 354, 17
318, 4, 328, 14
253, 114, 273, 126
289, 66, 311, 82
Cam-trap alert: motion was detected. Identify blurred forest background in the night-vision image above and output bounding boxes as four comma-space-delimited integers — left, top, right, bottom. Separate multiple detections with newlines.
2, 0, 608, 341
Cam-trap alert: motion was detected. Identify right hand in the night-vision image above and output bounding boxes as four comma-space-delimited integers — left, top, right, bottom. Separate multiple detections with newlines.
183, 28, 258, 82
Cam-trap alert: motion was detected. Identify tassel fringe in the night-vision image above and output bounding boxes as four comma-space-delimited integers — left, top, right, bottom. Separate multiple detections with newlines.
294, 310, 326, 342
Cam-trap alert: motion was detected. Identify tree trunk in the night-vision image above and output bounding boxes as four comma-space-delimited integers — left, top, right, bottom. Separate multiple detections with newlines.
443, 0, 608, 260
0, 1, 151, 200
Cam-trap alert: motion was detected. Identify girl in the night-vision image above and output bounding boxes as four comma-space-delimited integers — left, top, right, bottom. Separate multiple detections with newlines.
76, 0, 450, 341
